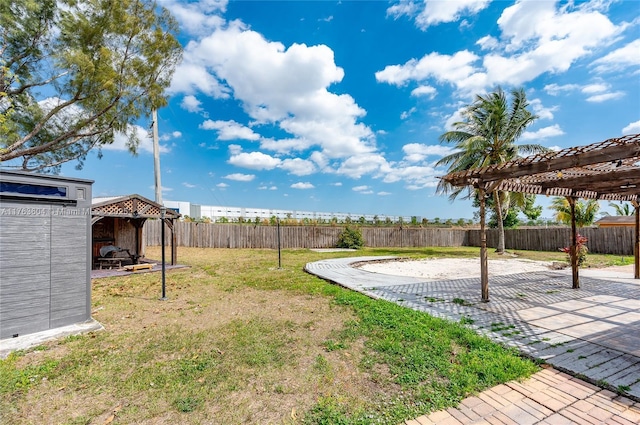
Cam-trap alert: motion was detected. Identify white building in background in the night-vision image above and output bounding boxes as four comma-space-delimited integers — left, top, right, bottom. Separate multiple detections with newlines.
163, 200, 416, 223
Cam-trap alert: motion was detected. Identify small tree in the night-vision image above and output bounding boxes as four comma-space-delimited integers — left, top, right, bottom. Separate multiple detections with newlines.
550, 198, 600, 227
336, 226, 364, 249
1, 0, 182, 172
608, 202, 633, 216
561, 234, 589, 267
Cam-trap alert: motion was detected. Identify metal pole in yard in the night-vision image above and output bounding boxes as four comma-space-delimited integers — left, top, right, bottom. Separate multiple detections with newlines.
277, 217, 282, 269
160, 206, 167, 300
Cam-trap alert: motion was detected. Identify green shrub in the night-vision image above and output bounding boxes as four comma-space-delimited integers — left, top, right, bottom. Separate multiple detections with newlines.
336, 226, 364, 249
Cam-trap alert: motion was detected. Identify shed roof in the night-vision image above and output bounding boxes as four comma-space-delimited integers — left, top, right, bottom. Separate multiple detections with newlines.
91, 194, 180, 219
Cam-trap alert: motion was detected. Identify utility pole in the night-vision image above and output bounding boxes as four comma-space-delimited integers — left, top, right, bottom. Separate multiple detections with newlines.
152, 109, 162, 204
152, 109, 167, 300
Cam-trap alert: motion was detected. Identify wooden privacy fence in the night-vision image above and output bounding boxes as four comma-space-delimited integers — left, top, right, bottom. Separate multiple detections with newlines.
144, 221, 635, 255
144, 221, 468, 249
466, 226, 634, 255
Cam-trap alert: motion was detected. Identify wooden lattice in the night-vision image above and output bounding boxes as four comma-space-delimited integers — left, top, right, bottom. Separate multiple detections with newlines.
442, 134, 640, 201
92, 195, 178, 218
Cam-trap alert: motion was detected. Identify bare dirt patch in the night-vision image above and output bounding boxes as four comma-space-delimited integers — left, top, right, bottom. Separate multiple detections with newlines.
3, 248, 393, 425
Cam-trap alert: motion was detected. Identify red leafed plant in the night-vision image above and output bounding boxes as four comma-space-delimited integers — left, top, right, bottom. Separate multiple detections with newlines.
560, 234, 589, 267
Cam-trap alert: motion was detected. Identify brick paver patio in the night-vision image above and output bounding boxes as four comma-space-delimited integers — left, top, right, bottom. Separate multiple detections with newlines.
305, 257, 640, 424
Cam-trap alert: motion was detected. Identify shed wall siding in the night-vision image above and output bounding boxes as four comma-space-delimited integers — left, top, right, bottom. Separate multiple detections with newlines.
0, 206, 52, 338
0, 171, 92, 340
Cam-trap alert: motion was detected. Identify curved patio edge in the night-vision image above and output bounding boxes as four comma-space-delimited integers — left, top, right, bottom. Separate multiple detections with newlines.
304, 256, 429, 299
304, 255, 640, 401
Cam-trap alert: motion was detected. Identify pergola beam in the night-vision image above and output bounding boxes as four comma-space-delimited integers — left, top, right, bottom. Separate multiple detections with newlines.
441, 134, 640, 300
445, 134, 640, 186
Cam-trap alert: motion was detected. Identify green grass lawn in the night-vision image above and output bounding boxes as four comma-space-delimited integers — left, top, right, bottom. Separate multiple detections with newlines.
0, 247, 632, 424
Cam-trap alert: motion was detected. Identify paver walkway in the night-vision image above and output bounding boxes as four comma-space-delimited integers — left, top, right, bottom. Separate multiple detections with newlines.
305, 257, 640, 423
408, 367, 640, 425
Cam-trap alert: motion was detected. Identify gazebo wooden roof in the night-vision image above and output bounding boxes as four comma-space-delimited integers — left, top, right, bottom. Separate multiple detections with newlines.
91, 194, 180, 265
441, 133, 640, 301
91, 194, 180, 221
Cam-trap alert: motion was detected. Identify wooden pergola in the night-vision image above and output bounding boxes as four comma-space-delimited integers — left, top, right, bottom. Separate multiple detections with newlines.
441, 133, 640, 302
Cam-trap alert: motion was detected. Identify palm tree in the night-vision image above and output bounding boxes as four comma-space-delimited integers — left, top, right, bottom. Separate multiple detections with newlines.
437, 87, 548, 253
608, 202, 633, 216
550, 197, 600, 227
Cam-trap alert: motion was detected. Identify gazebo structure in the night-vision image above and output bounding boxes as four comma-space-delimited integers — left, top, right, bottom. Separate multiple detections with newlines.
441, 133, 640, 302
91, 194, 179, 268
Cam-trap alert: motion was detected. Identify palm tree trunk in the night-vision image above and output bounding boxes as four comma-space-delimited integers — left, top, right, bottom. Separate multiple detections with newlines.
494, 190, 505, 254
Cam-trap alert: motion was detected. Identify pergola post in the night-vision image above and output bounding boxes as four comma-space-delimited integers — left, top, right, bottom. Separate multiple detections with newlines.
634, 200, 639, 280
479, 188, 489, 302
567, 196, 580, 289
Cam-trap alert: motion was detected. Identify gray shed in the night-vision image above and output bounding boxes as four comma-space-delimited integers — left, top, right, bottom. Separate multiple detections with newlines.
0, 170, 93, 339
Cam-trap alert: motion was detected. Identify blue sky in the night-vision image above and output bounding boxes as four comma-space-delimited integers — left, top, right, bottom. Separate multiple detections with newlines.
61, 0, 640, 220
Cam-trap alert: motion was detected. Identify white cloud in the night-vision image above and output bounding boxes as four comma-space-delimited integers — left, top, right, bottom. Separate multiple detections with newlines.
586, 91, 625, 102
411, 85, 437, 98
337, 153, 390, 178
382, 165, 439, 189
224, 173, 255, 182
387, 0, 491, 30
544, 83, 580, 96
591, 39, 640, 73
352, 185, 369, 192
260, 137, 313, 154
476, 35, 498, 50
581, 83, 608, 94
181, 95, 203, 113
543, 82, 624, 103
228, 144, 242, 155
200, 119, 261, 141
444, 107, 465, 131
279, 158, 316, 176
529, 98, 557, 120
378, 191, 392, 196
163, 0, 227, 36
182, 182, 196, 188
160, 131, 182, 141
216, 182, 229, 188
521, 124, 565, 140
379, 2, 625, 97
291, 182, 314, 189
172, 21, 376, 162
168, 62, 230, 98
228, 151, 281, 169
375, 50, 479, 88
402, 143, 455, 163
400, 107, 417, 120
386, 1, 418, 20
332, 182, 342, 186
622, 120, 640, 134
